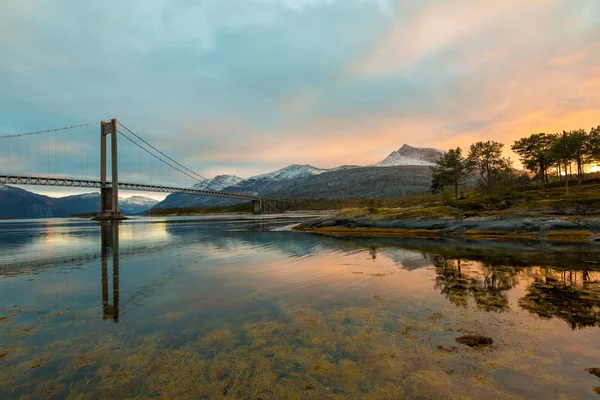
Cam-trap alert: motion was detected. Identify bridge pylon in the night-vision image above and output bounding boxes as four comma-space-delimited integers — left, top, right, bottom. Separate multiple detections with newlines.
254, 198, 288, 214
96, 118, 124, 220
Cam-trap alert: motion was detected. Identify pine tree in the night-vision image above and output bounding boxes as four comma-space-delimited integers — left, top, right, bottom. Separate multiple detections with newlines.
430, 148, 471, 200
511, 133, 555, 189
467, 141, 512, 193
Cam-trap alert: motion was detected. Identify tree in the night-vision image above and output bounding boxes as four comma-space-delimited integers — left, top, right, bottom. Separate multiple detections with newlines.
467, 141, 512, 193
567, 129, 589, 185
511, 133, 555, 189
586, 125, 600, 166
550, 130, 589, 193
430, 148, 471, 200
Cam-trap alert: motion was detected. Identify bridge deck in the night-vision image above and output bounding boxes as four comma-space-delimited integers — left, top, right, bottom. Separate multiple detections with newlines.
0, 174, 261, 201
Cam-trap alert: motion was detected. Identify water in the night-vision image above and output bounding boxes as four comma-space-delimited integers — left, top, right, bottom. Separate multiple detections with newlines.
1, 216, 600, 399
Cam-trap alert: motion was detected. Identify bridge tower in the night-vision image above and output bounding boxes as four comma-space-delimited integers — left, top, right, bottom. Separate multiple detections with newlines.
97, 118, 124, 220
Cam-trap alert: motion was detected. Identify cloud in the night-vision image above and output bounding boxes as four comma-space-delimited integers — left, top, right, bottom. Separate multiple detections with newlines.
0, 0, 598, 188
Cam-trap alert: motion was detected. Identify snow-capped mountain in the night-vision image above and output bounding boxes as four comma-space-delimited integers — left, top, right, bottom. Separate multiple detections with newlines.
153, 144, 443, 210
119, 196, 159, 215
373, 144, 444, 167
193, 175, 243, 191
395, 144, 445, 164
247, 164, 328, 182
374, 153, 435, 167
222, 165, 328, 197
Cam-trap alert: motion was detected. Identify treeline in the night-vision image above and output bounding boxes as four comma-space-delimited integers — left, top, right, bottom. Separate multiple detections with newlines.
147, 202, 254, 215
431, 126, 600, 198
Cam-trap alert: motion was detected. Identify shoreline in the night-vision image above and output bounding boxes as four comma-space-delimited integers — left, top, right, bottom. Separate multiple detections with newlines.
295, 213, 600, 243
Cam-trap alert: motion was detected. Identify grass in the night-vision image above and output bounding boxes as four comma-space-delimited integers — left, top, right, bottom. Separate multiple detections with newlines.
338, 181, 600, 220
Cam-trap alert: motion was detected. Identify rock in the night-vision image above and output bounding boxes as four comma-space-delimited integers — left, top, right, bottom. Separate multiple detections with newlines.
455, 335, 494, 348
587, 236, 600, 245
315, 220, 338, 228
586, 367, 600, 378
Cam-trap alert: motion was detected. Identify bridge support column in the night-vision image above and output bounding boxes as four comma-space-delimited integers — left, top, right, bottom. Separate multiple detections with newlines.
252, 200, 261, 214
97, 119, 124, 221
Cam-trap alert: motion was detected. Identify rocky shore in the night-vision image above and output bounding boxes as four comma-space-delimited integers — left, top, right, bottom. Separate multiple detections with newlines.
295, 212, 600, 243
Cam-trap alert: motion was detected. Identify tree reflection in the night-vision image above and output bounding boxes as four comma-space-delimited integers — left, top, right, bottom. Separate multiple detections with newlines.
519, 269, 600, 329
432, 256, 519, 312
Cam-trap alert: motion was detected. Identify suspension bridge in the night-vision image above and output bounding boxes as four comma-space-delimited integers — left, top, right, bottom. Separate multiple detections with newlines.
0, 118, 283, 218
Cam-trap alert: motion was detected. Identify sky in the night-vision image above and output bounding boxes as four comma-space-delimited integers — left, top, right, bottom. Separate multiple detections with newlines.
1, 0, 599, 199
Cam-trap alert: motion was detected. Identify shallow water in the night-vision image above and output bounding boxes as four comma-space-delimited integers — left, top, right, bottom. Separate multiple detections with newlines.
1, 216, 600, 399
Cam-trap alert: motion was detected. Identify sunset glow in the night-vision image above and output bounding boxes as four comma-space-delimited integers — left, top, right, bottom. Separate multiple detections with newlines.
1, 0, 598, 180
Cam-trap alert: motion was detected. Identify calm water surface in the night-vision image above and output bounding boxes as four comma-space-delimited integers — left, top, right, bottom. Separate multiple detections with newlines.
1, 215, 600, 399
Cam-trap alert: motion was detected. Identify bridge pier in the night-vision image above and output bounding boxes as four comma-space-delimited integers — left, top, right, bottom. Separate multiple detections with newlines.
97, 119, 124, 221
252, 200, 261, 214
255, 199, 288, 214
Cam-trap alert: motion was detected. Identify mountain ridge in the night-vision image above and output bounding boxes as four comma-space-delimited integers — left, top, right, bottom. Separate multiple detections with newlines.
153, 144, 441, 209
0, 186, 158, 218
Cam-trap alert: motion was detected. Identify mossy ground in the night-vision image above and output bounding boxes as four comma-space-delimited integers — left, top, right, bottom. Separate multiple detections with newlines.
334, 181, 600, 221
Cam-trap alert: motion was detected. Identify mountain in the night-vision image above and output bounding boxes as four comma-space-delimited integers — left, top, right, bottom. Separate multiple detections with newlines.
55, 193, 157, 215
193, 175, 243, 191
153, 175, 246, 209
0, 185, 63, 218
54, 193, 100, 215
373, 144, 444, 167
271, 165, 432, 199
153, 166, 330, 210
119, 196, 159, 215
249, 164, 327, 182
235, 165, 328, 195
396, 144, 445, 164
152, 144, 443, 210
0, 185, 157, 218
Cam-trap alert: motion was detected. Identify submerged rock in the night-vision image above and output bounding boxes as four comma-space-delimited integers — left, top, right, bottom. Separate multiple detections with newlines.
587, 368, 600, 378
455, 335, 494, 348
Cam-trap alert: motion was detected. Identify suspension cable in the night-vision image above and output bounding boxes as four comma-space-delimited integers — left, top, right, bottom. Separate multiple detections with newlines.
117, 121, 207, 182
118, 130, 205, 183
0, 121, 100, 139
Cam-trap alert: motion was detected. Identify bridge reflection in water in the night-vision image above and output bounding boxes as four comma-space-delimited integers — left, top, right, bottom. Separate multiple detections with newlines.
100, 222, 120, 323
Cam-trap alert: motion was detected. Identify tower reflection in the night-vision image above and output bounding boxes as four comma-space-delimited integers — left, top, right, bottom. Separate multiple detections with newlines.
100, 222, 120, 323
